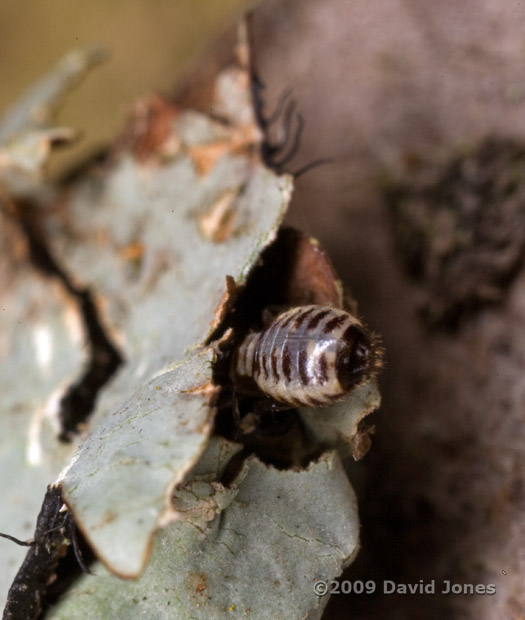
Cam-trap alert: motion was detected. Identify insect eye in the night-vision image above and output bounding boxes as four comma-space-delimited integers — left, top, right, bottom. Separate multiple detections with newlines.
336, 328, 372, 391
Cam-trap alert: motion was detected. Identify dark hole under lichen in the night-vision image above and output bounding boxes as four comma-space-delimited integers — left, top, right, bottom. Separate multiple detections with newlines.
13, 202, 124, 442
209, 227, 352, 470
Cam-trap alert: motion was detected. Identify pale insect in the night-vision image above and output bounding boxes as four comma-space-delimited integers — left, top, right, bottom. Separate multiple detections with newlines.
232, 305, 379, 408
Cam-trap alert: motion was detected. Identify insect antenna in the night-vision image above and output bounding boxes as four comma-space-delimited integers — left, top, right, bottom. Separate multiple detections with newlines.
292, 157, 333, 179
250, 69, 305, 172
250, 73, 332, 178
258, 84, 293, 130
0, 532, 35, 547
270, 110, 305, 170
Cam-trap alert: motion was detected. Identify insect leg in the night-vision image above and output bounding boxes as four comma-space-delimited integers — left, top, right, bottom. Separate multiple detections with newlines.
63, 514, 93, 575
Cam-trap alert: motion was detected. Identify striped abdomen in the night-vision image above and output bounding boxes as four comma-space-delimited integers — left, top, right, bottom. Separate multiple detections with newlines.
233, 305, 375, 407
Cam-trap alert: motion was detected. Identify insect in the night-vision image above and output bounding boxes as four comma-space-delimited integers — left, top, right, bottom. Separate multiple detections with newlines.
232, 305, 380, 408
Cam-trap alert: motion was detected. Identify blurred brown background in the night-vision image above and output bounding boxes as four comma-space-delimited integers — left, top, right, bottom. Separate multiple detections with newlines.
0, 1, 251, 174
3, 2, 524, 619
250, 3, 525, 619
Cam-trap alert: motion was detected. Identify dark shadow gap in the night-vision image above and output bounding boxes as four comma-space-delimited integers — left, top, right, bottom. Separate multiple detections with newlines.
16, 203, 124, 442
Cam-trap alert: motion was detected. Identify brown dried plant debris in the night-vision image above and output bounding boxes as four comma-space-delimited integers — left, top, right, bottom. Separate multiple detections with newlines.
115, 95, 181, 164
